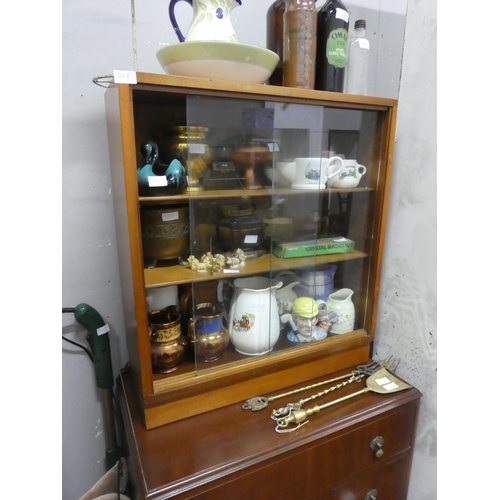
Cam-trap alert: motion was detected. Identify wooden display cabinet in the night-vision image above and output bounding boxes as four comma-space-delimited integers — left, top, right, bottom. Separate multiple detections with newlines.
105, 73, 398, 430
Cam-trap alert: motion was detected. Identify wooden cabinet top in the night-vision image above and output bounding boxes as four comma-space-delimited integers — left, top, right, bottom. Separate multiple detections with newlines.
115, 72, 398, 110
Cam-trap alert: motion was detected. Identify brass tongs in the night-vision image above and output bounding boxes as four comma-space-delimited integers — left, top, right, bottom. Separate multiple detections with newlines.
274, 367, 410, 433
242, 359, 384, 412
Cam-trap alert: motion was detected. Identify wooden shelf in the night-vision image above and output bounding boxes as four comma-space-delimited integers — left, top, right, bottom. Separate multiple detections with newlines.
144, 250, 367, 288
139, 187, 373, 206
151, 329, 369, 394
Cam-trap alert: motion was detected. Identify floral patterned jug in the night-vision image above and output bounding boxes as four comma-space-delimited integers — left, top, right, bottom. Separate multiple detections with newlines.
219, 276, 282, 356
169, 0, 242, 42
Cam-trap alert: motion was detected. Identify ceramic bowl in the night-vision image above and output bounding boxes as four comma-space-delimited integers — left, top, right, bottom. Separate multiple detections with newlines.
156, 41, 279, 84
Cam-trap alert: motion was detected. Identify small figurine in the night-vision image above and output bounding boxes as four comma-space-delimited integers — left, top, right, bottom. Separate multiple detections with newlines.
214, 254, 226, 267
186, 252, 228, 274
186, 255, 207, 272
226, 248, 247, 268
137, 140, 188, 196
185, 249, 246, 273
201, 252, 223, 275
235, 248, 246, 265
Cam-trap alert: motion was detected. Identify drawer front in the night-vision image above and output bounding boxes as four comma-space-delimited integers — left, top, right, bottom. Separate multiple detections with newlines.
326, 454, 413, 500
181, 402, 417, 500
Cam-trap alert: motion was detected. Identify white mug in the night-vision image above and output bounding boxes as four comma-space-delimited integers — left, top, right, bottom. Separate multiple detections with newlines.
278, 157, 344, 190
146, 285, 179, 312
328, 159, 367, 188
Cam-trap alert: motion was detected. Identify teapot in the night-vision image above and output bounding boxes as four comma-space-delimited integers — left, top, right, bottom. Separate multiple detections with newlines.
218, 276, 282, 356
169, 0, 242, 43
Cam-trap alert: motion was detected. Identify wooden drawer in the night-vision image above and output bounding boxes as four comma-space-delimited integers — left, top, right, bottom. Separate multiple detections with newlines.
177, 404, 417, 499
326, 454, 413, 500
118, 370, 421, 500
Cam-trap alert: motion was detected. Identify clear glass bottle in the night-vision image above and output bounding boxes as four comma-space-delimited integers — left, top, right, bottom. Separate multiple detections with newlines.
315, 0, 349, 92
283, 0, 317, 89
267, 0, 286, 86
345, 19, 370, 95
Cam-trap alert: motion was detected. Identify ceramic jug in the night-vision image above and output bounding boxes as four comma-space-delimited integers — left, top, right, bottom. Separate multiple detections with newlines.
148, 306, 188, 373
327, 159, 367, 188
169, 0, 242, 42
295, 264, 338, 302
219, 276, 282, 356
191, 302, 230, 362
325, 288, 355, 334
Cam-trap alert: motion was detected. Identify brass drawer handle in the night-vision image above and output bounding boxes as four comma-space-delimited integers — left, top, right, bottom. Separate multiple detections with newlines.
365, 489, 378, 500
370, 435, 384, 458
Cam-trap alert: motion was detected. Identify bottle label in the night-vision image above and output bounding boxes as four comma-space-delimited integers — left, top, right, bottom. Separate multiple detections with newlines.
326, 28, 348, 68
335, 8, 349, 23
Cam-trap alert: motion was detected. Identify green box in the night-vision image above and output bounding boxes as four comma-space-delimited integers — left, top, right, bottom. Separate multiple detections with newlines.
272, 237, 354, 258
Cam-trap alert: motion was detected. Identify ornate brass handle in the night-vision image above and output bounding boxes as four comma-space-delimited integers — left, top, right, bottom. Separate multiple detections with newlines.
370, 436, 384, 458
365, 489, 378, 500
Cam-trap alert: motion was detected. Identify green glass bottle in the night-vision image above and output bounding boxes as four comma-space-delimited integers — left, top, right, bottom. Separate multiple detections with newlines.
315, 0, 350, 92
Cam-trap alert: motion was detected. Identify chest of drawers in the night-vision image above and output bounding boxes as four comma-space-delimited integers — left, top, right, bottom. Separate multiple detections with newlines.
117, 364, 421, 499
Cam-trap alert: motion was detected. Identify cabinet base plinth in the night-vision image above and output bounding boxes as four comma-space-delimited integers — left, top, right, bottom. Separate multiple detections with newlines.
144, 345, 369, 429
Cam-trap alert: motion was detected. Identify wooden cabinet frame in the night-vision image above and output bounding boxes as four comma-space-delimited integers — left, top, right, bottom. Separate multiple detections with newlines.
106, 73, 398, 429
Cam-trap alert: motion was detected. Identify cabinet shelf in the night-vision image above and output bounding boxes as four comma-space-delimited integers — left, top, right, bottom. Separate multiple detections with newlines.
151, 329, 370, 394
144, 250, 368, 288
139, 187, 373, 206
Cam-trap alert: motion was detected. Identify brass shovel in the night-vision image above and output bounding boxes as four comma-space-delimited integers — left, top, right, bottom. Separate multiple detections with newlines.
275, 368, 412, 433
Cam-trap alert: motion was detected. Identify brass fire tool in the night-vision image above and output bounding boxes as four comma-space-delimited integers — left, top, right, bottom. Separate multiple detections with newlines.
274, 367, 411, 433
270, 373, 363, 421
242, 357, 396, 412
269, 356, 399, 421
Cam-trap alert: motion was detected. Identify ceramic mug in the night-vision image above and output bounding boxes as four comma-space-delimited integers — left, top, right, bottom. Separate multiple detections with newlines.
328, 159, 367, 188
148, 306, 183, 343
278, 157, 344, 190
146, 285, 179, 312
282, 297, 329, 343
